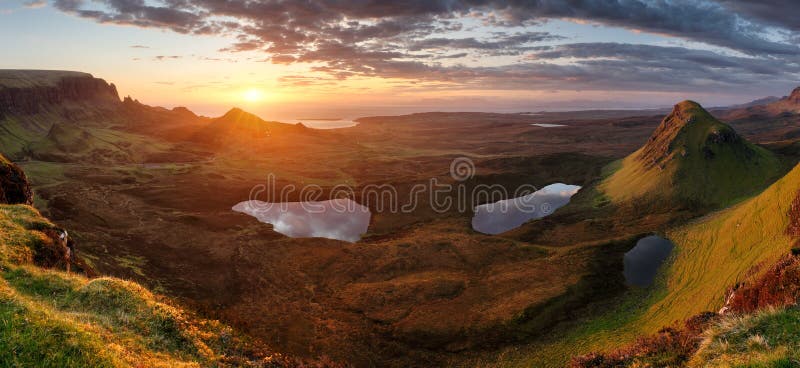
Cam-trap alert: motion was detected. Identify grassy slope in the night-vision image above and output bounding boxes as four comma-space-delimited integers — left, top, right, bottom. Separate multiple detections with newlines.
486, 111, 796, 367
601, 101, 782, 208
518, 161, 800, 366
646, 162, 800, 329
691, 306, 800, 367
0, 205, 275, 367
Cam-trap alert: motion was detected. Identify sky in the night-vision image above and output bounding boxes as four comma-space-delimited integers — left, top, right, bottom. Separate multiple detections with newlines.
1, 0, 799, 119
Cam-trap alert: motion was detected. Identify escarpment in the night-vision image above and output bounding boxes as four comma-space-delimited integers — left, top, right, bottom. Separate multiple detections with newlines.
0, 70, 119, 116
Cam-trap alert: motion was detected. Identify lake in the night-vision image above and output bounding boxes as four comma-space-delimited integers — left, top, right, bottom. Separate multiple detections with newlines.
623, 235, 675, 287
471, 183, 581, 235
233, 198, 371, 242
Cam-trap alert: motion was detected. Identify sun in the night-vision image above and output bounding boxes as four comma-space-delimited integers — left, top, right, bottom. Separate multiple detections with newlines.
243, 88, 264, 103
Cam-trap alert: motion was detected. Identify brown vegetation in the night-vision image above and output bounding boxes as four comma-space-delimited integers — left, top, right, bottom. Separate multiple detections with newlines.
570, 312, 717, 368
727, 255, 800, 314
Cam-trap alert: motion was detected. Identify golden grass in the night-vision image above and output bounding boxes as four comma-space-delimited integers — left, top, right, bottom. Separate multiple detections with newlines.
0, 203, 276, 367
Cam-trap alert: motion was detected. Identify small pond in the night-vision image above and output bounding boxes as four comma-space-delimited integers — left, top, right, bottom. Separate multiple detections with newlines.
471, 183, 581, 235
233, 198, 371, 242
623, 235, 675, 287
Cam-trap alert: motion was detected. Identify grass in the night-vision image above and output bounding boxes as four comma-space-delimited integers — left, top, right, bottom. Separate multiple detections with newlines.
691, 307, 800, 367
640, 162, 800, 331
0, 203, 280, 367
601, 101, 782, 209
481, 160, 800, 367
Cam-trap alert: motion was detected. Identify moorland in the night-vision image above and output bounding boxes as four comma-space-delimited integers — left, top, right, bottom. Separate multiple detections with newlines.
3, 70, 800, 367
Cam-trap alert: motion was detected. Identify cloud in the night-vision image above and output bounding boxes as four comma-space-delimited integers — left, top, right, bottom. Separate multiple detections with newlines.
51, 0, 800, 95
277, 75, 338, 87
718, 0, 800, 32
407, 31, 563, 56
130, 44, 150, 49
153, 55, 182, 61
24, 0, 47, 9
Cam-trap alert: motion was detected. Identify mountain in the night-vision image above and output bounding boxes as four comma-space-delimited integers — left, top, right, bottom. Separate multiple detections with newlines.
713, 86, 800, 143
765, 86, 800, 113
600, 100, 782, 208
721, 95, 782, 110
723, 86, 800, 118
191, 107, 300, 146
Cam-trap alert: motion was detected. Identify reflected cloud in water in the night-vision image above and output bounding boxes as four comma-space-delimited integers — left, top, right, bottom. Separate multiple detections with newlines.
233, 198, 371, 242
471, 183, 581, 235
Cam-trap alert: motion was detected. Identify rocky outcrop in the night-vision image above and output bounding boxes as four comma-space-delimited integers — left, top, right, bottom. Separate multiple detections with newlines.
0, 157, 33, 205
0, 71, 119, 116
788, 87, 800, 105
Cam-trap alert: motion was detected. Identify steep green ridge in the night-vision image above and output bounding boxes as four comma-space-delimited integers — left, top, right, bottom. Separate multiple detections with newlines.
509, 162, 800, 367
639, 161, 800, 332
601, 101, 781, 208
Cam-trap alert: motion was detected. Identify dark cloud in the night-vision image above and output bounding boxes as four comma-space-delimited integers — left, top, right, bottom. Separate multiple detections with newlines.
407, 31, 562, 56
718, 0, 800, 32
52, 0, 800, 94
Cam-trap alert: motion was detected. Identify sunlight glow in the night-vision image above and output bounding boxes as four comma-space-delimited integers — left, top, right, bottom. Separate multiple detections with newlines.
243, 88, 265, 103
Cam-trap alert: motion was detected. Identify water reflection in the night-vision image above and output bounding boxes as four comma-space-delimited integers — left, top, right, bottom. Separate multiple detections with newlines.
471, 183, 581, 235
624, 236, 675, 287
288, 119, 359, 129
531, 123, 568, 128
233, 198, 371, 242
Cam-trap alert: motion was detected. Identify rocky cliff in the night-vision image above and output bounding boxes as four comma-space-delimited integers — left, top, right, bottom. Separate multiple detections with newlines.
0, 70, 119, 116
0, 155, 32, 205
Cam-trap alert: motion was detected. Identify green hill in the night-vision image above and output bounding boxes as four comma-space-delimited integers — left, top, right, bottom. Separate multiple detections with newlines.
564, 160, 800, 367
601, 100, 781, 208
643, 160, 800, 330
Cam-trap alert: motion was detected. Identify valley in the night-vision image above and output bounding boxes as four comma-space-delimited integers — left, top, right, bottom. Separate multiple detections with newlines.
3, 70, 800, 367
